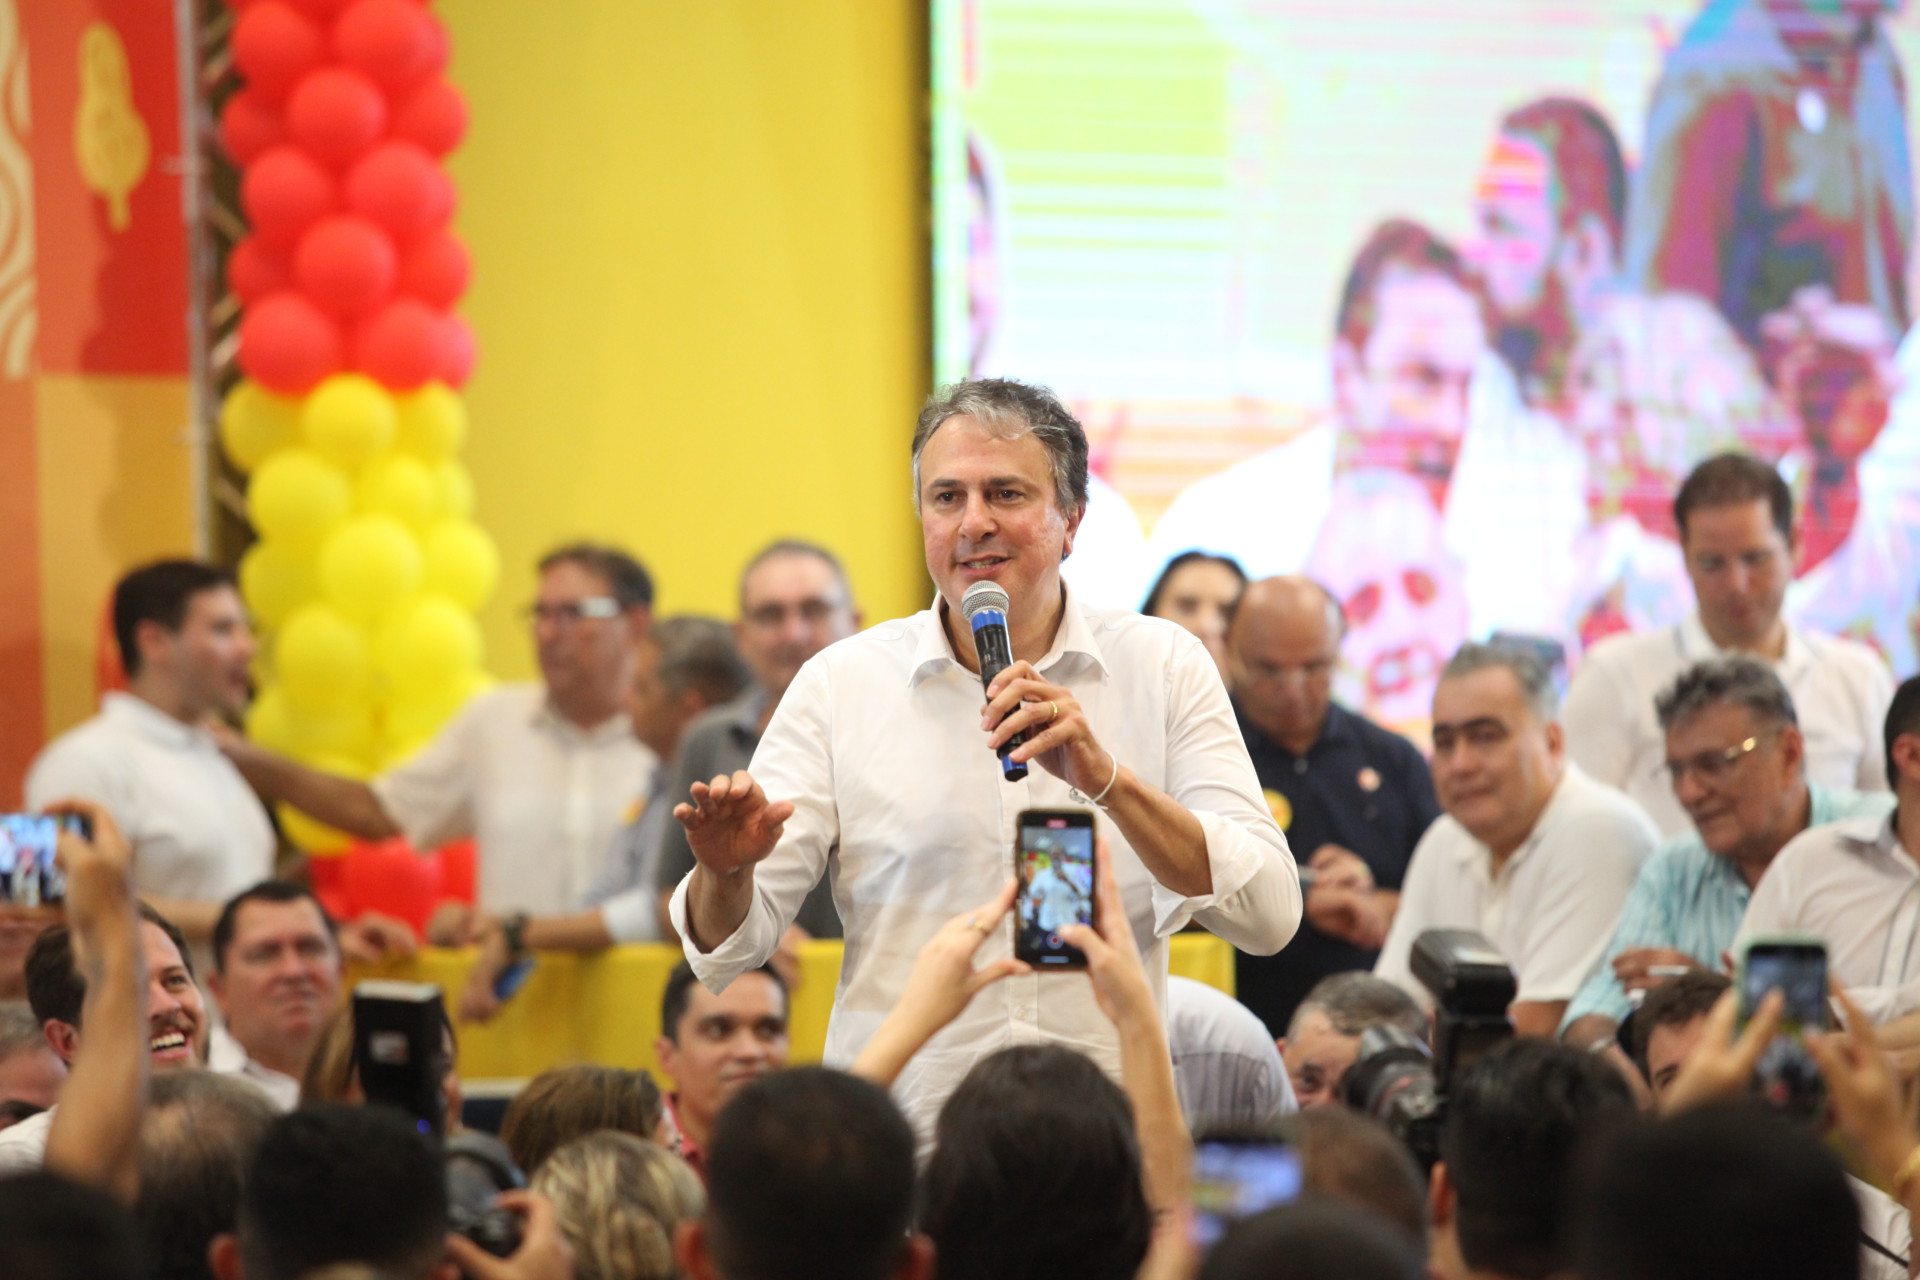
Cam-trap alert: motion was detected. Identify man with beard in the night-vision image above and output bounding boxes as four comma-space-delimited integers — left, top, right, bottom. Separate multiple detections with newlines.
206, 882, 346, 1111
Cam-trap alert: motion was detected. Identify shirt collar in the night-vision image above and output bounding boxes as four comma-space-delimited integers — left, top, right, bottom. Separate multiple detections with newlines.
907, 580, 1110, 689
1445, 763, 1584, 877
102, 691, 208, 751
1677, 611, 1811, 678
530, 696, 633, 746
722, 688, 770, 737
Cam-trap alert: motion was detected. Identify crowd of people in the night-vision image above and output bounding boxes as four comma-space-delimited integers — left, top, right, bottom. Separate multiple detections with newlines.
4, 371, 1920, 1280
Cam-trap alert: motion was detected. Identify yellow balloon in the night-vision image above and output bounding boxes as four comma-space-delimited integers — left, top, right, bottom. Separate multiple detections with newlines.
249, 450, 352, 553
278, 801, 354, 855
375, 595, 482, 701
356, 454, 440, 531
244, 684, 299, 755
302, 373, 397, 471
276, 603, 372, 713
319, 515, 424, 621
384, 669, 492, 744
394, 383, 468, 462
434, 458, 475, 521
219, 381, 300, 473
239, 542, 318, 631
421, 520, 500, 610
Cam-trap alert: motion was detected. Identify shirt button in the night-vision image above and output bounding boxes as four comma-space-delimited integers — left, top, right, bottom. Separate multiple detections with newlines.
1015, 1005, 1033, 1020
1293, 758, 1308, 775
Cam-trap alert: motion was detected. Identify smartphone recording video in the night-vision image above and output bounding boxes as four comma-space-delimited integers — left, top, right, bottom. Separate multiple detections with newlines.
1190, 1139, 1303, 1248
0, 813, 88, 907
1736, 933, 1829, 1119
1015, 808, 1095, 968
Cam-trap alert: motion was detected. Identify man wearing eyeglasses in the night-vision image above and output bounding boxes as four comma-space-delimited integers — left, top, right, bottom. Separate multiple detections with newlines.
1225, 576, 1441, 1036
223, 543, 656, 928
1559, 657, 1891, 1086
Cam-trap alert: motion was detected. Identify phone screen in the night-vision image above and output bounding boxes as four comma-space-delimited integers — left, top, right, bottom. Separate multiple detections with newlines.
1740, 941, 1828, 1117
1190, 1140, 1303, 1248
1015, 809, 1095, 968
0, 813, 83, 907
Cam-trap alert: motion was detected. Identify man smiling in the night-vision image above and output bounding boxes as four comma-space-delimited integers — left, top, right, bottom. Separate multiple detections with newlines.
667, 378, 1299, 1138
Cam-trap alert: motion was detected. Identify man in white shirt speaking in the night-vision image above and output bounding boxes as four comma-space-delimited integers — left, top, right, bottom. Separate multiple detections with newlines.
668, 378, 1302, 1137
1375, 642, 1658, 1036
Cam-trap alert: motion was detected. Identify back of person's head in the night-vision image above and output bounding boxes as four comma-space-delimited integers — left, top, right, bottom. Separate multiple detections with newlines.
704, 1066, 916, 1280
114, 560, 235, 677
921, 1045, 1152, 1280
1438, 1038, 1635, 1280
1198, 1198, 1426, 1280
1673, 452, 1793, 544
0, 1169, 145, 1280
500, 1063, 664, 1175
531, 1130, 703, 1280
654, 616, 752, 705
235, 1103, 447, 1280
1570, 1103, 1858, 1280
139, 1071, 277, 1280
1884, 672, 1920, 786
28, 904, 194, 1031
1274, 1108, 1426, 1243
1632, 970, 1731, 1080
1290, 972, 1429, 1044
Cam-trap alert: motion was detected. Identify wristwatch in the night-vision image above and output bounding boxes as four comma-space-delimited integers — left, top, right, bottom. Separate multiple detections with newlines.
500, 912, 531, 962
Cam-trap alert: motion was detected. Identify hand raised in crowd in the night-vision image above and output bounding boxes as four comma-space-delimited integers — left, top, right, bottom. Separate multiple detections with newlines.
445, 1190, 576, 1280
983, 661, 1118, 797
1611, 947, 1707, 994
1659, 987, 1782, 1115
674, 770, 795, 875
1807, 984, 1920, 1192
47, 800, 135, 939
339, 911, 418, 965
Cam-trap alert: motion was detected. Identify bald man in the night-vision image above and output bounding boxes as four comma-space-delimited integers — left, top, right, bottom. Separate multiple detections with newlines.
1227, 578, 1442, 1035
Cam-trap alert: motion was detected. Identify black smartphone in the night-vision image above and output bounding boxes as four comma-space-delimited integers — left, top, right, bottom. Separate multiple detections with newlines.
1735, 933, 1829, 1119
1014, 808, 1096, 968
0, 813, 92, 907
353, 980, 450, 1139
1190, 1138, 1304, 1247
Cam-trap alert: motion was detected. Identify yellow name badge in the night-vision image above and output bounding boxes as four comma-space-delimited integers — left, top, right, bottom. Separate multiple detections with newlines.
1263, 788, 1292, 832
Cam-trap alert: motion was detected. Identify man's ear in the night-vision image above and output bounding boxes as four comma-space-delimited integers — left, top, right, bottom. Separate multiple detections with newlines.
42, 1019, 80, 1066
1544, 719, 1566, 762
676, 1218, 720, 1280
1429, 1160, 1454, 1229
208, 1232, 243, 1280
205, 968, 229, 1011
897, 1233, 937, 1280
655, 1037, 680, 1087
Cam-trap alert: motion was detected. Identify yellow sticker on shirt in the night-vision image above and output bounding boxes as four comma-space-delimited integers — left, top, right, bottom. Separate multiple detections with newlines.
1263, 788, 1292, 831
620, 797, 646, 825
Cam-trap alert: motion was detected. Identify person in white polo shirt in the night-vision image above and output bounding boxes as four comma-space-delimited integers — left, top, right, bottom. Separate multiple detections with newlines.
223, 543, 656, 934
1375, 642, 1659, 1036
27, 562, 273, 946
1564, 453, 1893, 837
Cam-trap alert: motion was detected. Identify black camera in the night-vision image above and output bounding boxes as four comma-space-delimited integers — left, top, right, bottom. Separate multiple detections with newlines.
1337, 929, 1516, 1169
447, 1130, 526, 1260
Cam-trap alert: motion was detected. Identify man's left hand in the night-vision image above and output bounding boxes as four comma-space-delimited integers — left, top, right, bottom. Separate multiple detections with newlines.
983, 662, 1114, 796
339, 912, 418, 965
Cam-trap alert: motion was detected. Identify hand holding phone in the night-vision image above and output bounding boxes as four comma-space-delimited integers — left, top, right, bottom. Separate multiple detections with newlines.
0, 811, 95, 907
1190, 1139, 1303, 1248
1014, 808, 1096, 968
1736, 933, 1829, 1119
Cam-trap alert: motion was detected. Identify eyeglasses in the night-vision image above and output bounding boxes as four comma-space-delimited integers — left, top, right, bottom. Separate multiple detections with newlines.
1656, 732, 1770, 787
522, 597, 623, 627
743, 599, 842, 629
1234, 657, 1336, 687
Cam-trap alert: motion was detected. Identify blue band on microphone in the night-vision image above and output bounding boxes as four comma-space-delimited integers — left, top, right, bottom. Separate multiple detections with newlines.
968, 607, 1007, 634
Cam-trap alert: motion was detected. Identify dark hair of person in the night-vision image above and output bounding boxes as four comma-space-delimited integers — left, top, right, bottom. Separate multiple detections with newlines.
538, 542, 655, 610
659, 962, 787, 1046
27, 903, 193, 1030
1199, 1198, 1426, 1280
113, 560, 236, 678
212, 881, 338, 975
653, 616, 753, 706
738, 540, 855, 610
1653, 657, 1798, 733
1884, 673, 1920, 787
1438, 1038, 1637, 1280
1499, 97, 1627, 246
1335, 219, 1478, 350
1289, 972, 1430, 1045
500, 1063, 665, 1177
1140, 551, 1249, 618
1671, 452, 1793, 545
1631, 970, 1732, 1079
1569, 1103, 1859, 1280
920, 1045, 1152, 1280
238, 1104, 448, 1280
705, 1066, 916, 1280
1273, 1108, 1427, 1244
137, 1071, 277, 1280
912, 378, 1091, 516
0, 1170, 146, 1280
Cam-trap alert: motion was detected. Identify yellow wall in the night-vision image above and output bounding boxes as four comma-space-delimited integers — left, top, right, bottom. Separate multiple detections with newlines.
444, 1, 930, 678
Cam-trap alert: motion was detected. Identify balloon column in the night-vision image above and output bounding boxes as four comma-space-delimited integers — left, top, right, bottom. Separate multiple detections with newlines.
216, 0, 494, 926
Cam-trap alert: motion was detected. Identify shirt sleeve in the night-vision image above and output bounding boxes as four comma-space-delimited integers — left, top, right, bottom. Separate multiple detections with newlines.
668, 661, 838, 991
1853, 654, 1896, 793
1560, 848, 1687, 1032
1373, 827, 1445, 1004
369, 701, 482, 851
599, 884, 662, 944
1561, 651, 1638, 792
26, 736, 129, 820
1157, 633, 1302, 955
1509, 801, 1657, 1006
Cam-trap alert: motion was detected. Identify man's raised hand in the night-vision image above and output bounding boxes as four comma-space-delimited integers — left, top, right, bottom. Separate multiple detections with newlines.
674, 770, 794, 875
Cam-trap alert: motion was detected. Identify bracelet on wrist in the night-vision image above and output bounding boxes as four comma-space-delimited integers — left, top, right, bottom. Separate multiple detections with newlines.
501, 912, 531, 961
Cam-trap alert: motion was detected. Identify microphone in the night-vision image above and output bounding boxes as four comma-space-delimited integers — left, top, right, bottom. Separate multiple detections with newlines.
962, 580, 1028, 782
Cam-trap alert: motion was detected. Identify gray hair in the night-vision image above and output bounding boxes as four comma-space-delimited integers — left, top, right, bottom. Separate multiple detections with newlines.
1288, 972, 1428, 1045
0, 1001, 43, 1060
911, 378, 1090, 517
1654, 657, 1798, 733
653, 615, 752, 705
1441, 641, 1559, 723
738, 540, 854, 610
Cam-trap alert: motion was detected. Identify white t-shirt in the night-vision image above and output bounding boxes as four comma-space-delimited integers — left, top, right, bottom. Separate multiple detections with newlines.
1564, 612, 1893, 838
208, 1025, 301, 1111
0, 1107, 52, 1173
371, 685, 653, 916
26, 694, 275, 906
1374, 765, 1658, 1006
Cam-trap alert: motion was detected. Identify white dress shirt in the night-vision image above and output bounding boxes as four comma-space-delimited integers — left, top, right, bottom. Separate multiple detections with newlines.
0, 1107, 51, 1172
371, 685, 652, 916
1375, 765, 1658, 1007
670, 587, 1300, 1140
27, 693, 275, 906
1736, 810, 1920, 1023
1166, 975, 1297, 1135
208, 1025, 302, 1111
1564, 612, 1893, 837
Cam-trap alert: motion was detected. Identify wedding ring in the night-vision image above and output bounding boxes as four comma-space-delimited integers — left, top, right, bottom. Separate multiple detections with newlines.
1046, 700, 1059, 722
966, 915, 989, 933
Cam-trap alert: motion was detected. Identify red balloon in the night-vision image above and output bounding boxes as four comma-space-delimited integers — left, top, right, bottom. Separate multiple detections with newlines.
289, 0, 348, 17
439, 313, 475, 387
241, 146, 338, 247
389, 77, 467, 157
344, 141, 452, 240
397, 230, 469, 308
230, 2, 324, 102
308, 854, 352, 924
239, 291, 343, 394
286, 67, 388, 167
352, 298, 447, 390
435, 838, 476, 905
333, 0, 444, 91
227, 237, 293, 303
219, 89, 285, 165
295, 215, 398, 317
339, 838, 442, 933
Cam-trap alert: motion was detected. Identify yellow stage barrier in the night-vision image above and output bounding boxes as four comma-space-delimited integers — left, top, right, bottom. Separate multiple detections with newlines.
354, 934, 1236, 1082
